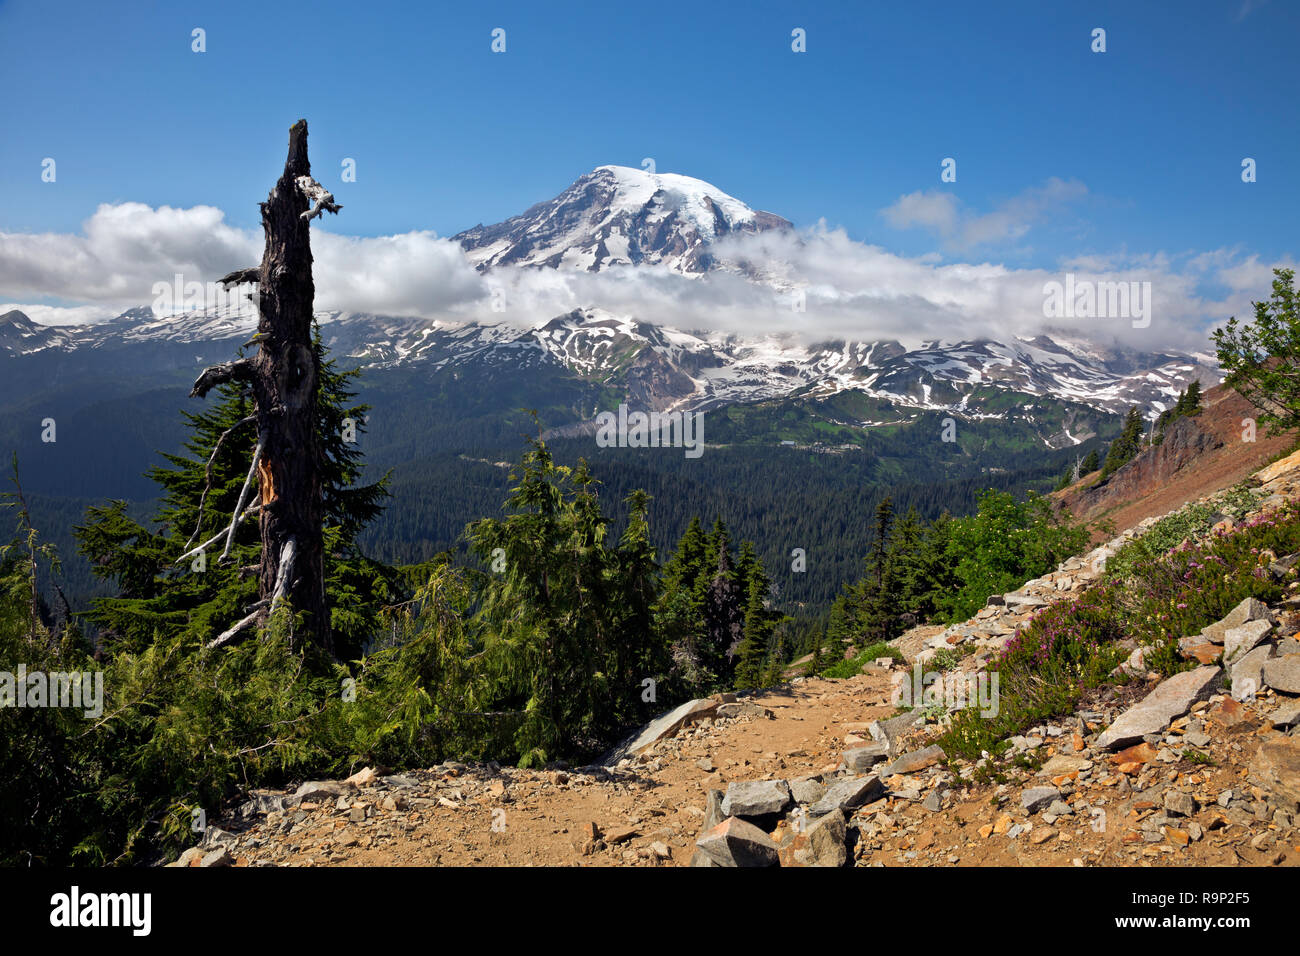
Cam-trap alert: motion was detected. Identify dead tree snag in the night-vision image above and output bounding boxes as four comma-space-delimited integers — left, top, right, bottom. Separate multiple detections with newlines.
189, 120, 341, 655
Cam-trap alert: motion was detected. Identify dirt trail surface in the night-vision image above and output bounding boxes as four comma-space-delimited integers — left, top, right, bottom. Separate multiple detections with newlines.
181, 450, 1300, 869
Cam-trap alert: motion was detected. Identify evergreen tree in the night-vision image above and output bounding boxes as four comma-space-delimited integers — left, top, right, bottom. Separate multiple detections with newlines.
735, 560, 777, 689
1101, 406, 1144, 479
75, 336, 397, 660
700, 544, 744, 682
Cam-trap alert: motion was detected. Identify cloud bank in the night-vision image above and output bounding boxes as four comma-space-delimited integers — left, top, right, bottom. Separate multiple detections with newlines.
0, 200, 1291, 353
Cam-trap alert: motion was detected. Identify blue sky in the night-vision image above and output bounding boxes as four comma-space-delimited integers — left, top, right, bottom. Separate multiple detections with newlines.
1, 0, 1296, 345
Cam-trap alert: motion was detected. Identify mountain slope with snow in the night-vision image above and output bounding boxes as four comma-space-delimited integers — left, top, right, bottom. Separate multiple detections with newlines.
453, 165, 791, 274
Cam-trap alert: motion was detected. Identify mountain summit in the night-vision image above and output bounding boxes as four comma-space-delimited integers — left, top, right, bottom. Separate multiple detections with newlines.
453, 165, 791, 274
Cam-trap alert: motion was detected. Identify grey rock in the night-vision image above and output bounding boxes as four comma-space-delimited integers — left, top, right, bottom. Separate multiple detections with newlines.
201, 826, 238, 848
880, 744, 946, 777
702, 789, 725, 832
721, 779, 792, 818
1263, 654, 1300, 695
779, 809, 848, 867
716, 701, 772, 720
1247, 737, 1300, 809
1164, 789, 1197, 816
787, 776, 826, 806
1096, 666, 1221, 749
695, 817, 780, 867
922, 791, 943, 812
1231, 645, 1275, 700
842, 742, 889, 772
1021, 786, 1060, 813
1223, 619, 1275, 665
1270, 701, 1300, 730
869, 709, 928, 755
1202, 597, 1275, 644
603, 698, 718, 765
1038, 755, 1093, 777
809, 774, 885, 817
292, 780, 347, 805
200, 847, 233, 868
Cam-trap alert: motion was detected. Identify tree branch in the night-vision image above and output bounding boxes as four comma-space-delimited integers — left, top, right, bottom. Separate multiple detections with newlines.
269, 537, 297, 614
174, 504, 260, 565
185, 415, 256, 551
219, 441, 262, 564
190, 359, 254, 399
295, 175, 342, 221
218, 267, 260, 287
206, 610, 261, 650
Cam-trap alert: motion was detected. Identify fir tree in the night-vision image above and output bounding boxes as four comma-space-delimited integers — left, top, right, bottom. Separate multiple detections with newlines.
1101, 406, 1144, 479
75, 336, 397, 660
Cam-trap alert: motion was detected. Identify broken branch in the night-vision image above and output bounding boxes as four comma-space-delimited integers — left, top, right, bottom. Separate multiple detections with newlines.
185, 415, 256, 550
295, 175, 342, 221
218, 267, 260, 287
219, 441, 262, 564
175, 504, 260, 565
269, 537, 298, 614
190, 359, 254, 399
206, 610, 262, 650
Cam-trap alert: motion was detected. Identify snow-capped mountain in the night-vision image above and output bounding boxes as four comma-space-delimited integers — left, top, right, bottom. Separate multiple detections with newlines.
0, 300, 1216, 428
0, 164, 1220, 434
453, 165, 791, 274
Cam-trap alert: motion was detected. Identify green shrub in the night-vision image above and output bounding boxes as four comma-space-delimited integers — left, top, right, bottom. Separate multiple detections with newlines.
939, 498, 1300, 761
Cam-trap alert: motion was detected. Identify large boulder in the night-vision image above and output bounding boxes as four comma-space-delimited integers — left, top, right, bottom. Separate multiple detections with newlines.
809, 774, 884, 817
1263, 654, 1300, 695
602, 698, 718, 765
1096, 666, 1221, 750
1231, 645, 1275, 701
1201, 598, 1275, 645
695, 817, 780, 867
1248, 737, 1300, 810
720, 779, 791, 819
1223, 619, 1275, 666
778, 809, 848, 867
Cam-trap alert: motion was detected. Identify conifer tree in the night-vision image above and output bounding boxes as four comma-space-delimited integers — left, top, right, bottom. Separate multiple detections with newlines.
75, 340, 396, 661
735, 556, 776, 689
1101, 405, 1144, 479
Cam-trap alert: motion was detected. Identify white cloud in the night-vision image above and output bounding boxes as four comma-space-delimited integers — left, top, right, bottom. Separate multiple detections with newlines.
0, 200, 1292, 354
882, 178, 1088, 251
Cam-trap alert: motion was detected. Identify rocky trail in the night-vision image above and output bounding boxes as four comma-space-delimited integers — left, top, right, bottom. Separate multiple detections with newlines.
178, 450, 1300, 868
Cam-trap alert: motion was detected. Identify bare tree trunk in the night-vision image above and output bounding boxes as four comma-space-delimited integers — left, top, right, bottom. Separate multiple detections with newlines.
191, 120, 341, 655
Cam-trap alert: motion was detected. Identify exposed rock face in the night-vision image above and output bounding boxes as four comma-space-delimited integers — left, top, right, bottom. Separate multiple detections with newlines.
1074, 415, 1223, 514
